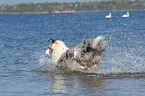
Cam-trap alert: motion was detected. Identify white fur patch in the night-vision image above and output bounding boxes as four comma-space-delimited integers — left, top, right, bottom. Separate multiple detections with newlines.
46, 40, 69, 63
45, 49, 50, 55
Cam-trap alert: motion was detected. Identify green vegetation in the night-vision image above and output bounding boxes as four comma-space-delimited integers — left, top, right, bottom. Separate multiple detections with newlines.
0, 0, 145, 14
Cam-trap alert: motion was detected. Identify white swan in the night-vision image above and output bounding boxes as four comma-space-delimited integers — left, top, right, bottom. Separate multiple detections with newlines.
105, 13, 111, 18
122, 12, 129, 17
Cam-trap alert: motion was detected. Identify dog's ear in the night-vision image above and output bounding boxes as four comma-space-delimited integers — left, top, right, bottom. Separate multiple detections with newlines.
48, 39, 55, 43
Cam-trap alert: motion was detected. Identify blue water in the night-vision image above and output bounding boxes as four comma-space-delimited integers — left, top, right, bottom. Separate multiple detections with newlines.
0, 11, 145, 96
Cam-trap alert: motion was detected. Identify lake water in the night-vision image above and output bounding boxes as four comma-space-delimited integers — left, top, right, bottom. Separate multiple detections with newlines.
0, 11, 145, 96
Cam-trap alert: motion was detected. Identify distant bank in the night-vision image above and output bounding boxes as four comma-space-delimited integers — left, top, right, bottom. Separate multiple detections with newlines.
0, 0, 145, 14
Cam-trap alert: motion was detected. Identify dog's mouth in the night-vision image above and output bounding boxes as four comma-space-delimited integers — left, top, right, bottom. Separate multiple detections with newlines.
45, 47, 53, 56
45, 39, 55, 56
49, 47, 53, 53
48, 39, 55, 54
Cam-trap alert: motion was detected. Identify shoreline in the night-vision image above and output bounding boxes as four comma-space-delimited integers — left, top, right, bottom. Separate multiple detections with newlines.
0, 10, 144, 15
0, 0, 144, 15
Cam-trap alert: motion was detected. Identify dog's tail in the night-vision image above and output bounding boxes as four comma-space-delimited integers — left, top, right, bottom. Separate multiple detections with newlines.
92, 36, 107, 51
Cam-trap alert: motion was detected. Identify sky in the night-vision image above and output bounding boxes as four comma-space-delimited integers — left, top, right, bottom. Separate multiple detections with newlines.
0, 0, 100, 5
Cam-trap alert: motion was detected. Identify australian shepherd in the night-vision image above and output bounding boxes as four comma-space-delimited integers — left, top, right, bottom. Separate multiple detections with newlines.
45, 36, 107, 71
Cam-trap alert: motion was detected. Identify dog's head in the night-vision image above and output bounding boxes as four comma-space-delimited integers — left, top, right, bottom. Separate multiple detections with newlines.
45, 39, 55, 56
45, 39, 69, 62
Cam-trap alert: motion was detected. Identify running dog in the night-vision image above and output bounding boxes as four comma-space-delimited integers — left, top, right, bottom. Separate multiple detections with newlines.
45, 36, 107, 70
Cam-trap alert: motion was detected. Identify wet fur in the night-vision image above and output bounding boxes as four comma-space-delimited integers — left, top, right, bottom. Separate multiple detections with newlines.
46, 36, 107, 70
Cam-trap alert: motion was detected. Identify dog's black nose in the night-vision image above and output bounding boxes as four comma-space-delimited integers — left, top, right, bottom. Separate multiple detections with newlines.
48, 39, 55, 43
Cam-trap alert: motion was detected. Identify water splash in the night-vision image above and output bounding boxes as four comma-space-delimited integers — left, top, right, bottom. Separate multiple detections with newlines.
37, 44, 144, 75
96, 44, 145, 74
38, 33, 144, 75
38, 54, 56, 72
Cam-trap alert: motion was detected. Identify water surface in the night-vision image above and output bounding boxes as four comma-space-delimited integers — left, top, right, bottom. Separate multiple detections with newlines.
0, 11, 145, 96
